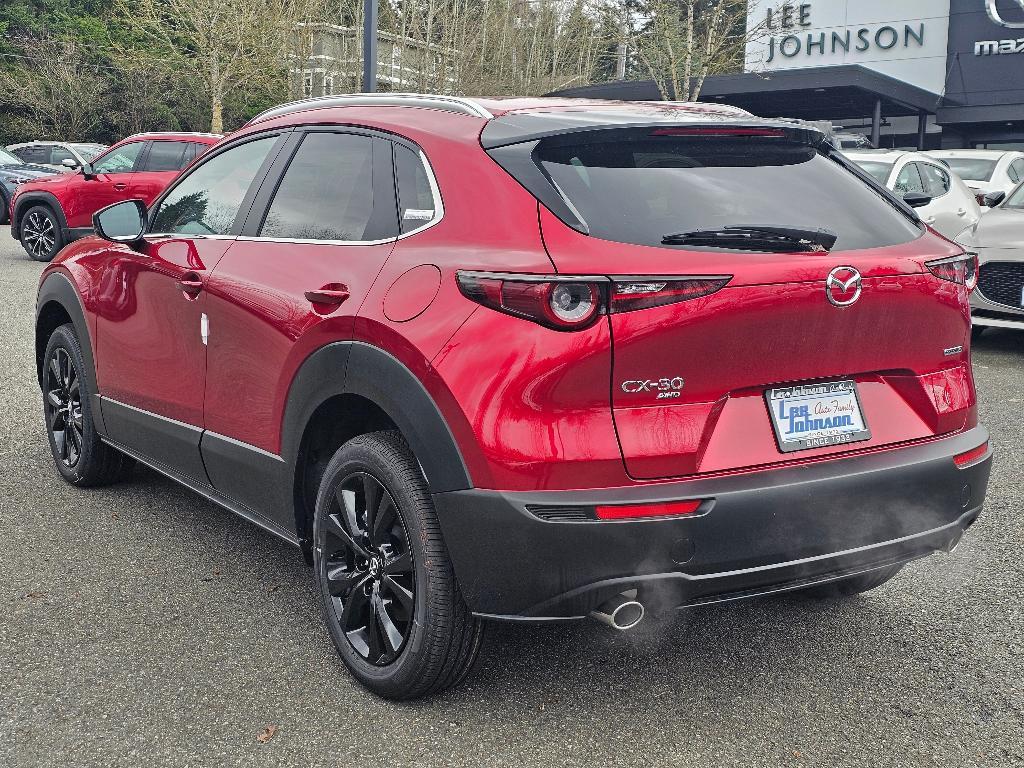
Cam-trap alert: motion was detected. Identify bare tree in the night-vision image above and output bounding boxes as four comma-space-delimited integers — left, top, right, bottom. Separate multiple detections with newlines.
110, 0, 317, 133
632, 0, 771, 102
0, 36, 106, 139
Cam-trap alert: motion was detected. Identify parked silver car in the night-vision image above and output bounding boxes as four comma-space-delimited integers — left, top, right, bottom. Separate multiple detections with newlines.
968, 181, 1024, 335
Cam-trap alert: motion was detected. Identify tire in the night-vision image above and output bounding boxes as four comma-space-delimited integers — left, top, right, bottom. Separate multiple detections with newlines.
971, 326, 986, 341
42, 324, 134, 486
801, 565, 902, 598
0, 192, 9, 225
21, 204, 64, 262
313, 431, 483, 700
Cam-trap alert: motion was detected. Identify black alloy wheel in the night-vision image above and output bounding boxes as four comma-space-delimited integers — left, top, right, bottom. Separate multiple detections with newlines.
42, 324, 134, 486
22, 206, 63, 262
313, 431, 483, 699
45, 346, 84, 469
321, 471, 416, 665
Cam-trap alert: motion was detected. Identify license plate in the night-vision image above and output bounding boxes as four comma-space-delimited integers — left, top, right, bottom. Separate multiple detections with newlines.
765, 380, 870, 453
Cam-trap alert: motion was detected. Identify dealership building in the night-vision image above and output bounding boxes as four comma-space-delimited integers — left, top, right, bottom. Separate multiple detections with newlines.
551, 0, 1024, 151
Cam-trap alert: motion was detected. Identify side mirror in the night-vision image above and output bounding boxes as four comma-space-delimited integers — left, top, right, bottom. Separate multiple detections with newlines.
93, 200, 146, 245
983, 190, 1006, 208
81, 162, 95, 180
61, 158, 79, 169
903, 191, 932, 208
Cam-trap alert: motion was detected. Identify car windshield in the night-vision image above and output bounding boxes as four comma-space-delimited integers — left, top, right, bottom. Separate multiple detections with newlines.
0, 148, 22, 165
534, 131, 921, 252
849, 158, 893, 183
942, 157, 998, 181
1004, 183, 1024, 209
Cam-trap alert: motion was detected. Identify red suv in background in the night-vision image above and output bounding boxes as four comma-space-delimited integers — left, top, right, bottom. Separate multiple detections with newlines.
11, 132, 220, 261
34, 95, 991, 699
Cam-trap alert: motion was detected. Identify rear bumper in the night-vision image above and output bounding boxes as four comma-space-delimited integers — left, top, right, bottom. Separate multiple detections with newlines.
433, 427, 991, 620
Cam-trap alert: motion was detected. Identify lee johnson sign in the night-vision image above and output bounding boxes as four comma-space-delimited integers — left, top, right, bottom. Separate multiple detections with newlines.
763, 3, 927, 63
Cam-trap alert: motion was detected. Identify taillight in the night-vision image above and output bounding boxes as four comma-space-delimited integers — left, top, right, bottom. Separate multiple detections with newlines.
456, 271, 731, 331
925, 252, 978, 291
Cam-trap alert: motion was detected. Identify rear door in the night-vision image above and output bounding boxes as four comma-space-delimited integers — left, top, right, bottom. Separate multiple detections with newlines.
200, 128, 399, 522
529, 128, 972, 479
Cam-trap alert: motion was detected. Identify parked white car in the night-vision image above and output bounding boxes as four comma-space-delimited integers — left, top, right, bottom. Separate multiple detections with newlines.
846, 150, 981, 241
5, 141, 107, 173
928, 149, 1024, 208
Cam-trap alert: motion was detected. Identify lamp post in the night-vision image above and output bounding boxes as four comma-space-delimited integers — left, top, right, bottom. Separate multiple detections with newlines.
363, 0, 378, 93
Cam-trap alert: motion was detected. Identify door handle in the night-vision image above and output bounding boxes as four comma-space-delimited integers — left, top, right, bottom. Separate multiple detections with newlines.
179, 271, 204, 298
305, 284, 350, 306
925, 216, 936, 224
113, 183, 127, 191
957, 208, 967, 216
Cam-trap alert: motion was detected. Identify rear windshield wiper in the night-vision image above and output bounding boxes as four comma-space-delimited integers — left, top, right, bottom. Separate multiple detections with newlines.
662, 226, 838, 252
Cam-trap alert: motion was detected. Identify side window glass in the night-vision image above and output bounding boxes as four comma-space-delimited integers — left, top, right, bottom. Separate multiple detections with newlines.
14, 147, 44, 164
142, 141, 190, 172
152, 136, 277, 235
394, 144, 438, 234
93, 142, 145, 174
191, 142, 212, 162
894, 163, 925, 195
260, 132, 393, 242
49, 146, 75, 165
921, 164, 950, 197
1008, 160, 1022, 184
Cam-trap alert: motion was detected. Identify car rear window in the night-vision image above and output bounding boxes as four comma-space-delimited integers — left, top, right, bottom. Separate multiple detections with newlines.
941, 157, 997, 182
534, 131, 921, 252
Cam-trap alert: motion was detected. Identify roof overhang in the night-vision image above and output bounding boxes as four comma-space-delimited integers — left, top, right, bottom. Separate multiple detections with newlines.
548, 65, 942, 121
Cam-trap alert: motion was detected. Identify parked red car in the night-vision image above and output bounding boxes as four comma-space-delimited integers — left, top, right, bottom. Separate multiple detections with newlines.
34, 95, 991, 699
11, 132, 220, 261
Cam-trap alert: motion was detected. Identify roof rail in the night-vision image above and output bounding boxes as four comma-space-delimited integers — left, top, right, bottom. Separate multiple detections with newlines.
247, 93, 493, 125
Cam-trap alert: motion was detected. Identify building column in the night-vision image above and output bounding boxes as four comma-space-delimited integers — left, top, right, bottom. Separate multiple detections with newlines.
871, 99, 882, 147
363, 0, 378, 93
917, 112, 927, 150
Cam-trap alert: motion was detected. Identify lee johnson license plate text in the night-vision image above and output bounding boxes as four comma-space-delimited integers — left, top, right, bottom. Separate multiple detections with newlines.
766, 380, 871, 453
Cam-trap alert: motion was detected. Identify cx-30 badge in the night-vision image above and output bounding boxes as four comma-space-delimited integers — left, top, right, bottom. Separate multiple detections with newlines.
621, 377, 685, 399
826, 266, 862, 307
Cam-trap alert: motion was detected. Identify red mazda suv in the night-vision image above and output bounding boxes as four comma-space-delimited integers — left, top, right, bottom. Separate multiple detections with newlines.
34, 94, 992, 699
11, 132, 220, 261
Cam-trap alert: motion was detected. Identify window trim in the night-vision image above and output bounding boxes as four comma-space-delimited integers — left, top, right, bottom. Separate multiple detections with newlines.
235, 126, 445, 247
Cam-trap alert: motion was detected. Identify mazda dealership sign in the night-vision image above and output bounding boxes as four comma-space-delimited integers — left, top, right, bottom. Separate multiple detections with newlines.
745, 1, 951, 94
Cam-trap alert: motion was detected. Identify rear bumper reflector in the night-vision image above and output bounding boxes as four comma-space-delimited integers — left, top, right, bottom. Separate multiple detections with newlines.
595, 499, 704, 520
954, 441, 989, 468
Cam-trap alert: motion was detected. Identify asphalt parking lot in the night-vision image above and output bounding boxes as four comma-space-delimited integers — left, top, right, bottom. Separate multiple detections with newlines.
1, 226, 1022, 768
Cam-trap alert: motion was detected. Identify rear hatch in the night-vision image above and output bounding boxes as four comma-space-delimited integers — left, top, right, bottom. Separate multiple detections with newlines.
487, 121, 975, 479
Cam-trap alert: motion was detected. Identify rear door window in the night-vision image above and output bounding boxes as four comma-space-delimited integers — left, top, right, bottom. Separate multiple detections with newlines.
142, 141, 191, 172
920, 163, 951, 198
533, 131, 921, 252
12, 146, 47, 164
259, 132, 396, 242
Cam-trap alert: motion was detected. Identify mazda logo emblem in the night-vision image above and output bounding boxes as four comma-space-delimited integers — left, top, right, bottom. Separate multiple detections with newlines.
987, 0, 1024, 28
826, 266, 862, 307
